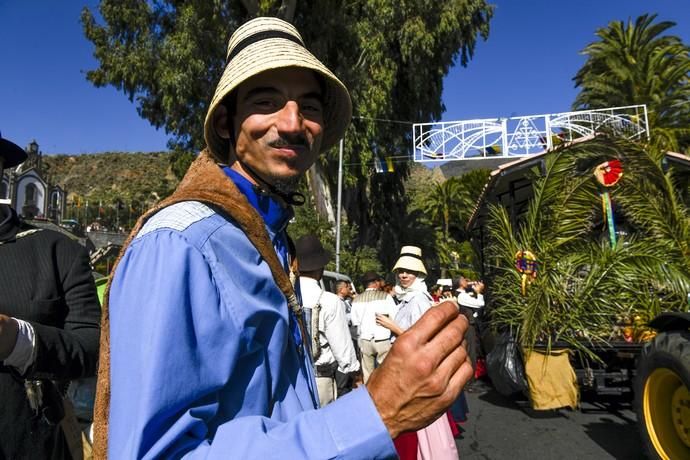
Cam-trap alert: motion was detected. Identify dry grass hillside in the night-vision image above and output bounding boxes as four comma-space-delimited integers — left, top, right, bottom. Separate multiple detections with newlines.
42, 151, 179, 206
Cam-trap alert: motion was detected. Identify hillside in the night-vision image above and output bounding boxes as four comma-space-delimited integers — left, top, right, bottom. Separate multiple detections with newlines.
43, 151, 179, 207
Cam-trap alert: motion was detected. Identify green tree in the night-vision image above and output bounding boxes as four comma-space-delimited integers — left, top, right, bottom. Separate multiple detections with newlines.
408, 168, 489, 279
573, 14, 690, 153
81, 0, 494, 263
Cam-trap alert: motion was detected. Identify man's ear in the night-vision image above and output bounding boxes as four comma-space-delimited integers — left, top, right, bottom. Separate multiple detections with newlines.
213, 104, 231, 140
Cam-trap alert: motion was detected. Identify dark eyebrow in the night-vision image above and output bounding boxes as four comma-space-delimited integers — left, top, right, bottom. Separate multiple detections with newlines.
241, 86, 280, 102
241, 87, 323, 102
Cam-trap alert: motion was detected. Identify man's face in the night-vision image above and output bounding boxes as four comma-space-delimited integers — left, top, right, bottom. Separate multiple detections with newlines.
226, 67, 325, 193
459, 276, 468, 289
338, 283, 350, 299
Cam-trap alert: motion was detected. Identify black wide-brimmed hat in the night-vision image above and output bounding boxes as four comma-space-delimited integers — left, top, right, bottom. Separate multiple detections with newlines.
361, 270, 383, 285
295, 234, 331, 272
0, 133, 27, 168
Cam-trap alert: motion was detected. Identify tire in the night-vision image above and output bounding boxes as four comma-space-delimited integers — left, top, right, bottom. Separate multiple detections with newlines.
635, 330, 690, 460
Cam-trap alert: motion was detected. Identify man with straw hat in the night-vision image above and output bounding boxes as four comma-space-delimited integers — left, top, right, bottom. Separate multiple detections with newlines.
94, 17, 472, 458
0, 134, 101, 459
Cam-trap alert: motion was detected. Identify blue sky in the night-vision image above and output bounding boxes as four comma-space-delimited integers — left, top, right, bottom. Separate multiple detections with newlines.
1, 1, 689, 155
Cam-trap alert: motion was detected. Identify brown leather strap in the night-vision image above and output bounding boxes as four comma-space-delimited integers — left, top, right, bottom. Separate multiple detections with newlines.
92, 150, 306, 458
60, 397, 84, 460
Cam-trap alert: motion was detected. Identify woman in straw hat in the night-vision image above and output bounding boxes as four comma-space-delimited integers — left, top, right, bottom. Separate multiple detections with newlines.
377, 246, 460, 460
94, 16, 472, 460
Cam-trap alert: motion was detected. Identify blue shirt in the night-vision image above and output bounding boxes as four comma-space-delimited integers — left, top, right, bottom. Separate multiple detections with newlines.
107, 170, 396, 459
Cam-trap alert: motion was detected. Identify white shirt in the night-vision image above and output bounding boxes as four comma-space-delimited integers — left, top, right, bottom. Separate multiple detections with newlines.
350, 288, 398, 341
300, 277, 360, 373
3, 318, 35, 374
457, 291, 485, 309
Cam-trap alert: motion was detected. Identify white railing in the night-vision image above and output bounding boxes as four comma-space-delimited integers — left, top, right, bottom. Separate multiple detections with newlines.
412, 105, 649, 162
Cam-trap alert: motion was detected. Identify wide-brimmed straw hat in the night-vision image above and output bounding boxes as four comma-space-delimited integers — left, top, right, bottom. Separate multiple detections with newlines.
295, 234, 331, 272
0, 133, 27, 168
393, 246, 427, 276
203, 17, 352, 161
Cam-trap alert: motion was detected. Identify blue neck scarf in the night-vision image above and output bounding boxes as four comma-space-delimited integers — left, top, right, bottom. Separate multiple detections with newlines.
221, 166, 303, 349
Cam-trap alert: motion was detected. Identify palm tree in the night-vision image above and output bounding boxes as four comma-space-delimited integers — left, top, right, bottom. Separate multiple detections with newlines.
573, 14, 690, 153
421, 170, 491, 278
423, 178, 464, 277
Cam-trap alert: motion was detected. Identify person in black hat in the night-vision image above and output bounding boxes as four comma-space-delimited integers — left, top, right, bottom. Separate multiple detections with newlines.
0, 134, 101, 459
295, 234, 360, 407
0, 132, 28, 205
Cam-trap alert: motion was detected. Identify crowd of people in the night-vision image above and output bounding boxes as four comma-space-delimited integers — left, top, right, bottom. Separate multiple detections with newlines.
1, 16, 479, 459
305, 244, 487, 459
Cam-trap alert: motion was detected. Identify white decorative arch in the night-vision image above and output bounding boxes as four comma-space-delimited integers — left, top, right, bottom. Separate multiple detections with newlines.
412, 105, 649, 162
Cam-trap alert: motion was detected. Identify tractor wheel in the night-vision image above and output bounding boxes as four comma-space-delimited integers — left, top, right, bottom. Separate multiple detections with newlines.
635, 330, 690, 460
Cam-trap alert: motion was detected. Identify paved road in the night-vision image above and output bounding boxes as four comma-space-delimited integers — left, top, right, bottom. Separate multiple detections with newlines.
455, 382, 646, 460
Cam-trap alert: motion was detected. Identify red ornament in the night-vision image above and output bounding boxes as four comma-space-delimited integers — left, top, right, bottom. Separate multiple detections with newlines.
594, 159, 623, 187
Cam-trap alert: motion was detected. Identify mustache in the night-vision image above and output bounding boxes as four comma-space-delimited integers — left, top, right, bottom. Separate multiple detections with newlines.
267, 134, 311, 150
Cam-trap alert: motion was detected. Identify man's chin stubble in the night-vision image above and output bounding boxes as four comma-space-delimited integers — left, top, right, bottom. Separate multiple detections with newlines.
270, 175, 301, 195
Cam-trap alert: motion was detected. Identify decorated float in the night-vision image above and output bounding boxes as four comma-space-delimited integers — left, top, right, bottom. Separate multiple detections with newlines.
467, 136, 690, 460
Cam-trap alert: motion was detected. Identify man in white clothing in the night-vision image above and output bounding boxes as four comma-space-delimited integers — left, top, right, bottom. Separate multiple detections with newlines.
296, 235, 360, 406
351, 271, 398, 383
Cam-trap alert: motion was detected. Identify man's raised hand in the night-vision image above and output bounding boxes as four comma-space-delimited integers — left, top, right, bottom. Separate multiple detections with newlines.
366, 301, 473, 438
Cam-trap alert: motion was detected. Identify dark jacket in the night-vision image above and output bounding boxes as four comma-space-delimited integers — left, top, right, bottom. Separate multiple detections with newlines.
0, 205, 101, 460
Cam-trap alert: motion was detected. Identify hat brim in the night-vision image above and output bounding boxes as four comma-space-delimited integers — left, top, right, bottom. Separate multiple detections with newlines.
0, 138, 27, 168
393, 256, 427, 277
204, 37, 352, 161
298, 249, 332, 272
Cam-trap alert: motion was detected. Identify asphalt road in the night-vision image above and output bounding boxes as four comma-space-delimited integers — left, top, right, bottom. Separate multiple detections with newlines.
455, 382, 647, 460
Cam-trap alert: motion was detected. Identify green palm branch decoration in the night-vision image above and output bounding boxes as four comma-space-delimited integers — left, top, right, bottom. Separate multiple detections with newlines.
485, 137, 690, 358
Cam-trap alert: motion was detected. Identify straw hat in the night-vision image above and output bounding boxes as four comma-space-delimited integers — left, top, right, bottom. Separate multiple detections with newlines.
0, 133, 27, 168
204, 17, 352, 162
393, 246, 427, 276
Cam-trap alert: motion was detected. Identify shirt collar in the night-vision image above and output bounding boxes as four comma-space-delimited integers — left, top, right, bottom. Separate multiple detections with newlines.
221, 166, 293, 233
299, 276, 321, 288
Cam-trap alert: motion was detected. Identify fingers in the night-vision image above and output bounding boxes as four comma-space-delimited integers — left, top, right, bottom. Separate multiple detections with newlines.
427, 334, 470, 395
446, 359, 475, 397
407, 301, 459, 343
423, 313, 468, 366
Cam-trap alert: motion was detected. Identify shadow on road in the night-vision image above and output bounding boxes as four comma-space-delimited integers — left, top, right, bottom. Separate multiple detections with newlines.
474, 380, 645, 459
583, 418, 645, 460
478, 386, 566, 419
580, 397, 645, 460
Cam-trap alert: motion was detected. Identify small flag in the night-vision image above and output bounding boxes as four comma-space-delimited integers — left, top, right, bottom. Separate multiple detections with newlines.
485, 144, 502, 155
385, 157, 394, 172
375, 157, 394, 173
375, 157, 384, 173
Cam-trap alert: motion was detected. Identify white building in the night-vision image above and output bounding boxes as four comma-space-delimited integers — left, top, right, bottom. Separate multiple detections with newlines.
0, 140, 66, 221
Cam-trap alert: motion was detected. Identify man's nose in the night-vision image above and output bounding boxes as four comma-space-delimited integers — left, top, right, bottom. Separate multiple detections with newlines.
276, 101, 303, 134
